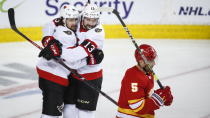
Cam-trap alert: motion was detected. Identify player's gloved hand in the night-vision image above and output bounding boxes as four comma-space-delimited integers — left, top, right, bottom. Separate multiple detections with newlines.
151, 86, 173, 106
87, 49, 104, 65
41, 36, 55, 47
38, 39, 63, 60
162, 86, 173, 106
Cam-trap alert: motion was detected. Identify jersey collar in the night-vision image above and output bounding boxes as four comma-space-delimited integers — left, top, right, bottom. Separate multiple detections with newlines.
79, 21, 88, 32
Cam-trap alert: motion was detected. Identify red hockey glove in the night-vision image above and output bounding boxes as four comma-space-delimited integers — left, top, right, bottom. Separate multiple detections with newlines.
151, 86, 173, 106
39, 39, 63, 60
87, 49, 104, 65
41, 36, 55, 47
162, 86, 173, 106
80, 39, 97, 56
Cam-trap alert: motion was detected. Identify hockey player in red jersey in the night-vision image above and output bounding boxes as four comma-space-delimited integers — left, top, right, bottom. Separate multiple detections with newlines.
37, 5, 104, 118
116, 44, 173, 118
62, 3, 105, 118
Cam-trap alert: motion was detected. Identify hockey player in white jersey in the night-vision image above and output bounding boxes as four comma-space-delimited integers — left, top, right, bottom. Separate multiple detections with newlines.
37, 5, 104, 118
62, 4, 105, 118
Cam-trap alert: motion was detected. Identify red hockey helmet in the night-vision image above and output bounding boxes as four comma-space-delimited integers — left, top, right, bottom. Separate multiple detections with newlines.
135, 44, 157, 62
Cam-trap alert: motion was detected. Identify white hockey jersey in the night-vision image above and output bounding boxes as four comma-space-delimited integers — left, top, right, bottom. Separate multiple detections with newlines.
36, 20, 87, 86
64, 21, 105, 80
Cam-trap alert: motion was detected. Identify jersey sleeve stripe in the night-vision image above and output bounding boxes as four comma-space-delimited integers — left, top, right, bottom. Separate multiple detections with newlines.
128, 98, 144, 104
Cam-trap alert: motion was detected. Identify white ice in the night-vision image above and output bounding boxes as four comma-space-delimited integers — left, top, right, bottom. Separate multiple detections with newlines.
0, 39, 210, 118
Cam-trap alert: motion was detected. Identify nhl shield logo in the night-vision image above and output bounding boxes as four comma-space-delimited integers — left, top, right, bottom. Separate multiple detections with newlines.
95, 28, 102, 33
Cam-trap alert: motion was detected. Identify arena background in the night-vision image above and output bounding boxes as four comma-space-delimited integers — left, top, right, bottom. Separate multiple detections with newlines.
0, 0, 210, 118
0, 0, 210, 43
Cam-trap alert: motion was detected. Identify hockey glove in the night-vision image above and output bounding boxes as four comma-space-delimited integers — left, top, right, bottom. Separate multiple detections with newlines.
87, 49, 104, 65
79, 39, 97, 56
151, 86, 173, 106
41, 36, 55, 47
39, 39, 63, 60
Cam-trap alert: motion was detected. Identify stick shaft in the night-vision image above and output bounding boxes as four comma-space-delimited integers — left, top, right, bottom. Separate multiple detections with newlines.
112, 9, 164, 89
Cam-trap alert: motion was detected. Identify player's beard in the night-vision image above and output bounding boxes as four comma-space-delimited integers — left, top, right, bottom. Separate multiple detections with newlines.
67, 25, 77, 32
84, 24, 96, 30
71, 25, 77, 31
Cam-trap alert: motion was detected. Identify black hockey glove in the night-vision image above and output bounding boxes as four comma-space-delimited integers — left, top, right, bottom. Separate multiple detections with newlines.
87, 49, 104, 65
39, 39, 63, 60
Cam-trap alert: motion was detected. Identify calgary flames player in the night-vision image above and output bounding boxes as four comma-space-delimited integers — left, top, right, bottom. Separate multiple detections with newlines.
116, 44, 173, 118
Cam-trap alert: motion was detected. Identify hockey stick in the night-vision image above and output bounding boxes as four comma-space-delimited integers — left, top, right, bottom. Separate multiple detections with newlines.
94, 7, 164, 89
8, 8, 118, 106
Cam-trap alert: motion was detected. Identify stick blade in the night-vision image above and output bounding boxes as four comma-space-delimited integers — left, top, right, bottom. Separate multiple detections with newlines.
8, 8, 16, 29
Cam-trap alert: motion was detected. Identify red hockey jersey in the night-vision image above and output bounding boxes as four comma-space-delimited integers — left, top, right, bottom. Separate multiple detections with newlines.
116, 66, 160, 118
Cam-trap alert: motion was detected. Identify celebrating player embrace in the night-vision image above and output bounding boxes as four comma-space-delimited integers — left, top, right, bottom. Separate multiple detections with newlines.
36, 4, 104, 118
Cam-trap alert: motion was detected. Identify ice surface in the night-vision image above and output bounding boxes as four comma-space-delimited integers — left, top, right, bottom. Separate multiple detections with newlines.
0, 39, 210, 118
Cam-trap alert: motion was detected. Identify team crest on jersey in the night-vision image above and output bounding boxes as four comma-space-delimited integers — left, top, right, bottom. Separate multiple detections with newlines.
95, 28, 102, 33
63, 30, 72, 35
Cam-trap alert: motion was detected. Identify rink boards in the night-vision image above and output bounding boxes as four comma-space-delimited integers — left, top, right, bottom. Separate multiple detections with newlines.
0, 24, 210, 43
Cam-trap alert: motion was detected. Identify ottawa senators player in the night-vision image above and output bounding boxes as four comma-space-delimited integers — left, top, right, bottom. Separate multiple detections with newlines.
63, 4, 105, 118
116, 44, 173, 118
37, 4, 105, 118
37, 5, 103, 118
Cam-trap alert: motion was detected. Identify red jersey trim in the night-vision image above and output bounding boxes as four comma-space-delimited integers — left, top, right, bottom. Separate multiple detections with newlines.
118, 108, 141, 117
79, 21, 88, 32
67, 46, 77, 49
72, 69, 103, 80
117, 108, 154, 118
36, 67, 69, 86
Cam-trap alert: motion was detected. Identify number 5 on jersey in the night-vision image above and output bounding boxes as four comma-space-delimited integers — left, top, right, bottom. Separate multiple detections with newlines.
131, 83, 138, 92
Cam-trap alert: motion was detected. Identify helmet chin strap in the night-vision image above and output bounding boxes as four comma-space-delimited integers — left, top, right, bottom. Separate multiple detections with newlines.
63, 18, 67, 27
